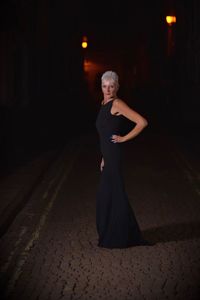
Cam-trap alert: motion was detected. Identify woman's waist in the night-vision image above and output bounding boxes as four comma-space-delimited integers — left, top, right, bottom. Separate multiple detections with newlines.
100, 140, 121, 152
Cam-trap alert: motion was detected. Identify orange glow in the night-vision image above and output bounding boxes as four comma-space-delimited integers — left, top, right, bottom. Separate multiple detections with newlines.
82, 41, 88, 48
166, 16, 176, 25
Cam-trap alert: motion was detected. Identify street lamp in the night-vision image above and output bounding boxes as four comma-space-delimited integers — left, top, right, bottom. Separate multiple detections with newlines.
166, 16, 176, 26
166, 15, 176, 56
81, 36, 88, 49
81, 36, 89, 73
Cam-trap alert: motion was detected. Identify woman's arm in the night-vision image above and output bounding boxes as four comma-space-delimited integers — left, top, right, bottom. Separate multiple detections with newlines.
111, 99, 148, 143
100, 157, 104, 171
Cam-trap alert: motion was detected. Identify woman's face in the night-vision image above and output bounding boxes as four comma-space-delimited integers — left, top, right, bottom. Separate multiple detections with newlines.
101, 79, 118, 99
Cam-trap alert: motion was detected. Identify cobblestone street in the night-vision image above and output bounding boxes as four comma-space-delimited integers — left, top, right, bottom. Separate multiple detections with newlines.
0, 131, 200, 300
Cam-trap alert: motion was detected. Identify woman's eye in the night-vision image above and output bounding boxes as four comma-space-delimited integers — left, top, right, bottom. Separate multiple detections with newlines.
102, 85, 114, 89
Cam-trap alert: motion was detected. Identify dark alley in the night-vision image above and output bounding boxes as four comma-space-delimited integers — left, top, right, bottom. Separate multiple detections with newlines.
0, 0, 200, 299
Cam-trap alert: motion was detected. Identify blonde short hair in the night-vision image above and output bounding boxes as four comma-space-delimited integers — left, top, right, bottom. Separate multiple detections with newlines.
101, 70, 119, 89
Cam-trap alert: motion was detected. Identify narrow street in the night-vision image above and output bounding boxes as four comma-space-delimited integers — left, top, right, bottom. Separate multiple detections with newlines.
0, 129, 199, 300
1, 1, 200, 299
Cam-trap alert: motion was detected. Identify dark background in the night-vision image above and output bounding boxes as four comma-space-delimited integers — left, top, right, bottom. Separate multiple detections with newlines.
0, 0, 199, 174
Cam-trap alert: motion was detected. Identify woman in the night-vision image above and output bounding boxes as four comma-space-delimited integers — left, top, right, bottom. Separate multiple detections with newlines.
95, 70, 153, 249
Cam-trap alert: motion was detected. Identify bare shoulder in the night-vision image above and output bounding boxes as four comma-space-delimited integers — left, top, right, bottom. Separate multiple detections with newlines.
113, 98, 125, 104
113, 98, 131, 111
111, 98, 130, 116
113, 98, 128, 108
113, 98, 148, 125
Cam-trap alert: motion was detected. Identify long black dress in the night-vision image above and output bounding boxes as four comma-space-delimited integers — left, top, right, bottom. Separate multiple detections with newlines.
95, 99, 148, 249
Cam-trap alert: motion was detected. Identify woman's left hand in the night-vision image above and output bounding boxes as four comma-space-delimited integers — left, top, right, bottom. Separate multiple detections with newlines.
110, 134, 124, 143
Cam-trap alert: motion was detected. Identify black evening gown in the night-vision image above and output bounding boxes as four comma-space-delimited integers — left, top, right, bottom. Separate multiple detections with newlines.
95, 99, 148, 249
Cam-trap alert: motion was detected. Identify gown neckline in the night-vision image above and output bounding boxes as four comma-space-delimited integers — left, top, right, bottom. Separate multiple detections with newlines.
101, 98, 115, 106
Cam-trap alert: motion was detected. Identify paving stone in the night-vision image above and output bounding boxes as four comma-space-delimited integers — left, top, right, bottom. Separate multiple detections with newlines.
0, 132, 200, 300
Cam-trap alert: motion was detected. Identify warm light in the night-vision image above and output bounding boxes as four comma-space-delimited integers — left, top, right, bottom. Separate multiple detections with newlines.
82, 41, 88, 49
166, 16, 176, 25
82, 36, 88, 49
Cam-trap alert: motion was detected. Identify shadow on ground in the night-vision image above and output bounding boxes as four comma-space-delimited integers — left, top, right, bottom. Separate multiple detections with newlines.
143, 221, 200, 244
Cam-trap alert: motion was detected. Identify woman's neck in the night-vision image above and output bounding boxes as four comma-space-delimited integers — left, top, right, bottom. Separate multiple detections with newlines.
103, 95, 116, 103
